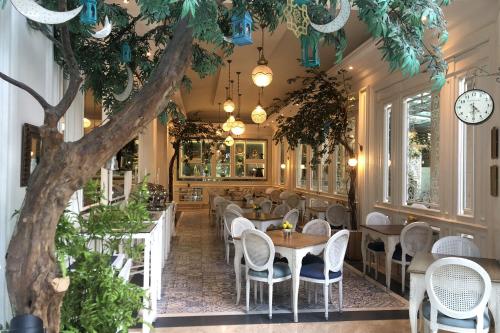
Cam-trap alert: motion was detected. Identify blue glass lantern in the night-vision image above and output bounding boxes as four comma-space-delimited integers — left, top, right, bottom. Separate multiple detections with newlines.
300, 36, 320, 68
231, 11, 253, 46
80, 0, 97, 25
121, 43, 132, 64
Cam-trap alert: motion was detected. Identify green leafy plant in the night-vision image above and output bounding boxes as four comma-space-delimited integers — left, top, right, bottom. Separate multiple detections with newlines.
271, 68, 359, 229
56, 181, 151, 332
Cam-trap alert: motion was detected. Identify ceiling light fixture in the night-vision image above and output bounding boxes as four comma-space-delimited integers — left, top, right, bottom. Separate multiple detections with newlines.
251, 26, 273, 88
251, 88, 267, 124
223, 60, 236, 112
224, 135, 234, 146
231, 71, 246, 136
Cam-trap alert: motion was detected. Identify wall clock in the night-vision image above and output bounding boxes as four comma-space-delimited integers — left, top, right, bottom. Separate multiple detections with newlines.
454, 89, 494, 125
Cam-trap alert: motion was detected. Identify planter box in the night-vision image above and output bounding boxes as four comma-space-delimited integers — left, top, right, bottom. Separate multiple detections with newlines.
346, 230, 362, 261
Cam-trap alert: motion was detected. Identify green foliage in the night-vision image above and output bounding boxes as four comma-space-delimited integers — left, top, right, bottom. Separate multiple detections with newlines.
272, 68, 354, 165
354, 0, 451, 90
57, 181, 152, 332
29, 0, 451, 116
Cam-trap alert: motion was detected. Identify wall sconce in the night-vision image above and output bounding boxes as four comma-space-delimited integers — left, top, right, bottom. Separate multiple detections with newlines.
348, 157, 358, 167
280, 163, 286, 169
300, 164, 306, 170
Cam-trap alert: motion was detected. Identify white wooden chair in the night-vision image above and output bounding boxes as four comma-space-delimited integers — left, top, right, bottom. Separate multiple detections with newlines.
432, 236, 480, 258
259, 199, 273, 214
226, 203, 243, 214
224, 208, 242, 264
272, 203, 289, 217
242, 229, 292, 319
302, 219, 331, 267
231, 217, 256, 304
270, 190, 282, 204
285, 193, 301, 210
244, 193, 254, 204
365, 212, 390, 279
423, 257, 491, 333
392, 222, 433, 293
282, 209, 300, 231
279, 191, 293, 200
265, 187, 275, 195
215, 197, 230, 238
326, 204, 348, 229
300, 230, 350, 319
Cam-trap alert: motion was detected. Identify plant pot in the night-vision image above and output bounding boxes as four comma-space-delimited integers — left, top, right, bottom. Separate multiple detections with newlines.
282, 229, 292, 238
10, 314, 44, 333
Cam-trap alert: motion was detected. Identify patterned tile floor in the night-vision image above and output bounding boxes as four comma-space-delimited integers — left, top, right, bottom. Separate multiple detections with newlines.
158, 210, 408, 316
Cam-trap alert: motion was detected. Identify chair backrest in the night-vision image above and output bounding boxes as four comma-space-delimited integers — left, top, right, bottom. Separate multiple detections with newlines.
231, 217, 255, 238
272, 203, 289, 217
213, 196, 226, 206
118, 258, 133, 281
244, 193, 253, 203
324, 230, 350, 274
425, 257, 491, 325
401, 222, 433, 257
432, 236, 480, 257
410, 203, 428, 210
285, 193, 301, 209
270, 190, 282, 203
365, 212, 390, 226
241, 229, 274, 274
283, 209, 300, 231
224, 209, 242, 236
254, 197, 266, 205
226, 203, 243, 214
302, 219, 331, 237
259, 199, 273, 214
279, 191, 293, 200
265, 187, 275, 194
326, 204, 347, 228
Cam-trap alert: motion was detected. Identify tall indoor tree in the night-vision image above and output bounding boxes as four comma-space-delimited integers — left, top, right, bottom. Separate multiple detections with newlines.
272, 69, 359, 228
0, 0, 451, 331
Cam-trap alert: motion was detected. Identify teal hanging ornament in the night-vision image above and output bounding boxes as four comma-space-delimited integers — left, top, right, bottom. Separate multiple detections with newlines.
294, 0, 310, 5
300, 35, 320, 68
121, 43, 132, 64
80, 0, 96, 25
231, 11, 253, 46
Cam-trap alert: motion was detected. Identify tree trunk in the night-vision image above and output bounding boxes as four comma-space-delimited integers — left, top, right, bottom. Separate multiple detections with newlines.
5, 19, 193, 333
168, 145, 179, 202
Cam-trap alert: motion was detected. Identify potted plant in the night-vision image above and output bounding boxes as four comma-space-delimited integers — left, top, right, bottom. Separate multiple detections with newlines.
281, 221, 293, 238
253, 204, 262, 217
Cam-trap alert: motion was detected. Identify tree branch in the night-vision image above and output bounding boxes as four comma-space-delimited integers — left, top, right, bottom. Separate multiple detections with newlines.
46, 0, 83, 126
0, 72, 52, 110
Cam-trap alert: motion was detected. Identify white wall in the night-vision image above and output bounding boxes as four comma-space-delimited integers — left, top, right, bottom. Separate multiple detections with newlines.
0, 3, 66, 324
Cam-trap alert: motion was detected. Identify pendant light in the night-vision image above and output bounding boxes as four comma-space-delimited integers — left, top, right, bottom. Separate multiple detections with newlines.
223, 60, 236, 112
251, 88, 267, 124
231, 72, 246, 136
251, 26, 273, 88
224, 135, 235, 146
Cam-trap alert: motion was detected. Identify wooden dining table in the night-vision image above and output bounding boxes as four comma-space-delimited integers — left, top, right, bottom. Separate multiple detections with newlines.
408, 252, 500, 333
233, 230, 329, 322
242, 212, 284, 232
360, 224, 405, 289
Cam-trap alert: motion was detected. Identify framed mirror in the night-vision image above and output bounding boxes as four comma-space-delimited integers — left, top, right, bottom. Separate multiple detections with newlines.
20, 123, 42, 187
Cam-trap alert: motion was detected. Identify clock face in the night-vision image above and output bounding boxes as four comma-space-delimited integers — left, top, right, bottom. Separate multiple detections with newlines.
454, 89, 494, 125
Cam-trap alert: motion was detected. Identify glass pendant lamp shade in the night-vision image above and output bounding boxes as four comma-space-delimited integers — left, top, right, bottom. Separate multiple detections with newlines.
251, 65, 273, 88
222, 121, 231, 132
231, 120, 245, 136
251, 105, 267, 124
223, 98, 235, 112
227, 115, 236, 123
224, 135, 235, 146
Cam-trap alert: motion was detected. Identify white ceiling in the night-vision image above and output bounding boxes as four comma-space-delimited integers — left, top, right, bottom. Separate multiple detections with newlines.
182, 11, 371, 122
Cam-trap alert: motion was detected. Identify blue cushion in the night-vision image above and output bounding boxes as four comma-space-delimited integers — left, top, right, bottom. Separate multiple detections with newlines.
367, 241, 385, 252
302, 254, 324, 265
249, 262, 291, 279
300, 263, 342, 280
392, 243, 413, 262
422, 301, 490, 329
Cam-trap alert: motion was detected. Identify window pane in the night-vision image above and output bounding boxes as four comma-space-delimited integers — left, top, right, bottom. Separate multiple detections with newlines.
296, 144, 307, 188
335, 145, 348, 195
405, 91, 440, 207
279, 141, 285, 185
458, 78, 474, 216
320, 153, 329, 192
216, 143, 231, 178
311, 165, 319, 191
383, 104, 392, 202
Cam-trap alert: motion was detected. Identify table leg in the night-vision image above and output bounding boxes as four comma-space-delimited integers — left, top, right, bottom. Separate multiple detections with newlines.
282, 249, 306, 323
409, 273, 425, 333
234, 241, 243, 305
385, 237, 397, 290
361, 230, 367, 275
